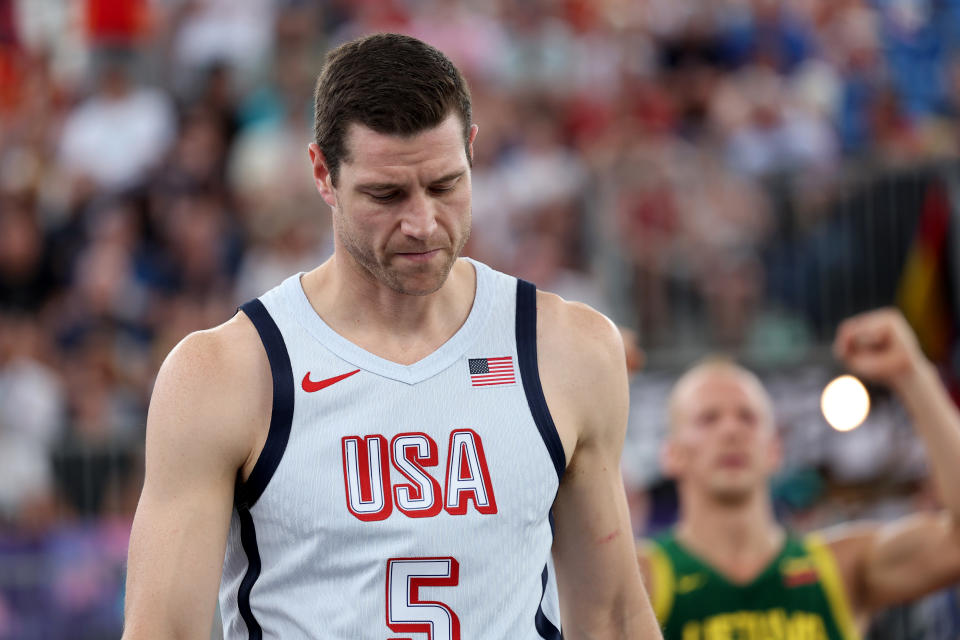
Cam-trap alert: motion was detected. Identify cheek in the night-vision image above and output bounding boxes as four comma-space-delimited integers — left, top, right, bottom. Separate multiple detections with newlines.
441, 203, 470, 231
444, 185, 472, 218
677, 440, 709, 469
338, 201, 386, 237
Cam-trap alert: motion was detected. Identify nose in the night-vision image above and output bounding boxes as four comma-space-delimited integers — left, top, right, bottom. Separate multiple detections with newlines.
399, 191, 438, 240
717, 415, 749, 441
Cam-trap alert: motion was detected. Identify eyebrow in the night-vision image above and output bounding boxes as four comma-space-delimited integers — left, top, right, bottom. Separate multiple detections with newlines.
354, 170, 466, 193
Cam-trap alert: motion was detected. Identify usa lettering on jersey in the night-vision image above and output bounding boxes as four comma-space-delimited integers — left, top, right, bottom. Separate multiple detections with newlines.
341, 429, 497, 522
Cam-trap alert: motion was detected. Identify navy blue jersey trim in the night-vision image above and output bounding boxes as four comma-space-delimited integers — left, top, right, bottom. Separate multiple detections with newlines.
515, 279, 566, 481
237, 506, 263, 640
535, 563, 562, 639
236, 299, 294, 509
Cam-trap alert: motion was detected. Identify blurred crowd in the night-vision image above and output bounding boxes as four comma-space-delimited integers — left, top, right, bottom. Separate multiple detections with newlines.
1, 0, 959, 637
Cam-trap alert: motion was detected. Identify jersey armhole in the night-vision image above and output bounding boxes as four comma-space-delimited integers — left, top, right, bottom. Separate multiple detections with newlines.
515, 279, 566, 482
805, 533, 860, 640
644, 540, 675, 625
235, 298, 295, 509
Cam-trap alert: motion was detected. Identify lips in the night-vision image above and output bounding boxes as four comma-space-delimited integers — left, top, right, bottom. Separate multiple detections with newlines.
394, 248, 442, 262
716, 453, 749, 468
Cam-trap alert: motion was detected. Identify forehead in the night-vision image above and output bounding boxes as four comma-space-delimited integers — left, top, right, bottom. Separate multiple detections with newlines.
674, 366, 772, 417
340, 113, 467, 183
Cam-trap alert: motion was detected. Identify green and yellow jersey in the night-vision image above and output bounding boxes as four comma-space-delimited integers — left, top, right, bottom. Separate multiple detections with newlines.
644, 531, 860, 640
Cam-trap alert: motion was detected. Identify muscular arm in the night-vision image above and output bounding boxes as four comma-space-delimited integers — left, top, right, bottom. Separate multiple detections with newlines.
539, 293, 662, 638
122, 316, 268, 639
636, 542, 670, 626
828, 309, 960, 613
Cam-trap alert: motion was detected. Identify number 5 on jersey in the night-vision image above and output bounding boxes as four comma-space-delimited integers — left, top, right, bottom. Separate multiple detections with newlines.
386, 557, 460, 640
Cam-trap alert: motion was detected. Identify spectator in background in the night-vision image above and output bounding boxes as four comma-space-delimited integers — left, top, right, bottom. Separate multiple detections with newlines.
168, 0, 276, 92
716, 66, 838, 176
716, 0, 815, 74
831, 6, 900, 158
0, 197, 54, 313
58, 51, 175, 193
0, 315, 62, 520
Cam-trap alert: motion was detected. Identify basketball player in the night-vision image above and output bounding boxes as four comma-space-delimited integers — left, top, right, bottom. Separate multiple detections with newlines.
122, 34, 661, 639
637, 309, 960, 639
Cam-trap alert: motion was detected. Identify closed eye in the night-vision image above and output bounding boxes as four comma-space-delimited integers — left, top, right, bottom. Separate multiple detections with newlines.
429, 180, 459, 195
369, 191, 401, 203
696, 409, 720, 428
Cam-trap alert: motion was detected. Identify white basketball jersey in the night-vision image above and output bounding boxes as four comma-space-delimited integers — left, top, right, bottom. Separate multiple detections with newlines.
219, 259, 566, 639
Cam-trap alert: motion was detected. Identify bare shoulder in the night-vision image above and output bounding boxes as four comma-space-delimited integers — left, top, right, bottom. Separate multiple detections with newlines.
535, 291, 629, 453
818, 513, 960, 566
536, 291, 625, 382
812, 520, 877, 570
157, 311, 266, 386
808, 520, 878, 610
815, 520, 878, 550
817, 512, 960, 614
147, 311, 271, 472
812, 517, 864, 542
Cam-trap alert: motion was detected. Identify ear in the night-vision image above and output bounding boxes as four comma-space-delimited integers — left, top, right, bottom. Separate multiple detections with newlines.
308, 143, 338, 208
467, 124, 479, 163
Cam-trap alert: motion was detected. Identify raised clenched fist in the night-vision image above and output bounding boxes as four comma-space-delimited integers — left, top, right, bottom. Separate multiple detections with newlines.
832, 308, 932, 393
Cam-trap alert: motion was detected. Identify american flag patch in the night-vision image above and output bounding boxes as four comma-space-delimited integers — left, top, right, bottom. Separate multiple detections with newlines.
468, 357, 516, 387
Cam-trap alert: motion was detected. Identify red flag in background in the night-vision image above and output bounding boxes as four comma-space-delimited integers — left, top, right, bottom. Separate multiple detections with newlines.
895, 179, 958, 396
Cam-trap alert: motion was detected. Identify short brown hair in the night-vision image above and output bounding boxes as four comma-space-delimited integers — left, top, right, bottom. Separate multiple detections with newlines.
313, 33, 473, 186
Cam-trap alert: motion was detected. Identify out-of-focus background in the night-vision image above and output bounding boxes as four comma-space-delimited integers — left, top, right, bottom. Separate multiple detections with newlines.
0, 0, 958, 638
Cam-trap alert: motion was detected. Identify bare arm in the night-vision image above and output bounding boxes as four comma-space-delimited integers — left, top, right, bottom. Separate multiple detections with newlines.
122, 316, 268, 639
636, 541, 674, 628
828, 309, 960, 613
635, 546, 656, 604
540, 294, 662, 638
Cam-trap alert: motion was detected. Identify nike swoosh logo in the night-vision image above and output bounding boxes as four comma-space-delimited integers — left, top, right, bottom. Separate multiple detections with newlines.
301, 369, 361, 392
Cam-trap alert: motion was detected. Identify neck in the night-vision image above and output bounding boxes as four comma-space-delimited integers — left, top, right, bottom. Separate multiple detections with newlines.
301, 255, 476, 364
675, 484, 782, 568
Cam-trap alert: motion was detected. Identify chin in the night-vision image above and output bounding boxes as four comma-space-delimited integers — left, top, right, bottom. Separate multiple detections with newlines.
386, 257, 457, 295
383, 268, 450, 296
706, 477, 760, 505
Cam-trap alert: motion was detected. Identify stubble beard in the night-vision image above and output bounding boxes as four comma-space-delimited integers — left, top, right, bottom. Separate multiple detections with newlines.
337, 211, 471, 297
